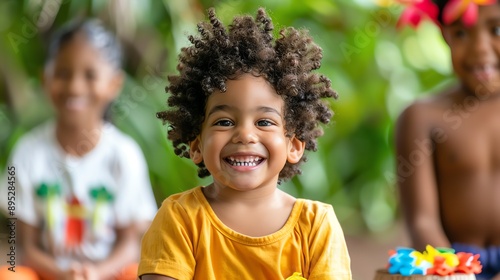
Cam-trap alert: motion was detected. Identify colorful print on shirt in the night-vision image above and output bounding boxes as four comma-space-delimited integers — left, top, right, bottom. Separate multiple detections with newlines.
35, 183, 114, 250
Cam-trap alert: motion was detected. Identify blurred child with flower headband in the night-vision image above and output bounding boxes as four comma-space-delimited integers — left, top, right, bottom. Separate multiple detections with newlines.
394, 0, 500, 279
138, 7, 351, 280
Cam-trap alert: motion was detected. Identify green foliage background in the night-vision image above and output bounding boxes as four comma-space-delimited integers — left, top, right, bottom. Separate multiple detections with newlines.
0, 0, 455, 235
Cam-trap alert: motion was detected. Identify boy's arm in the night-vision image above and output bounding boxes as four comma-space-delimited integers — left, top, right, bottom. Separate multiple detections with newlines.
395, 103, 450, 250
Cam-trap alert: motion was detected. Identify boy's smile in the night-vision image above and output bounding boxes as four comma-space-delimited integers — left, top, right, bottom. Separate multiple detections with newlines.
225, 155, 264, 167
190, 73, 304, 194
443, 5, 500, 96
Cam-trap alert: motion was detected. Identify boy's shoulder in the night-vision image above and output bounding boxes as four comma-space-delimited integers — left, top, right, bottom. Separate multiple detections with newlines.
406, 87, 460, 112
297, 198, 333, 213
160, 186, 203, 210
296, 198, 336, 223
397, 87, 463, 128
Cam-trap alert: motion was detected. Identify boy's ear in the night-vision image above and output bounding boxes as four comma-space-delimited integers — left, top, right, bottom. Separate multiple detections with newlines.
287, 136, 305, 164
189, 136, 203, 164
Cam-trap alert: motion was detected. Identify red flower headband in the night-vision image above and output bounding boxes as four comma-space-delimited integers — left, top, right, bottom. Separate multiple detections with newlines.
396, 0, 497, 28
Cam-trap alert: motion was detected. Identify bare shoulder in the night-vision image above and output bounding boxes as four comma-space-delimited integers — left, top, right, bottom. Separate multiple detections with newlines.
396, 88, 460, 133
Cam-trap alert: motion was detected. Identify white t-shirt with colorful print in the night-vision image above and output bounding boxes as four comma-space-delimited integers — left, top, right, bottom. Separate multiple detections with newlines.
0, 121, 157, 269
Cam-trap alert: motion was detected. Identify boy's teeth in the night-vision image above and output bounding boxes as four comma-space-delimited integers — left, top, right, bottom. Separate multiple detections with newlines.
227, 156, 262, 166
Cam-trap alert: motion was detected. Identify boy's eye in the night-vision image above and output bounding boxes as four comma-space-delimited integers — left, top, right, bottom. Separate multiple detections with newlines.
256, 119, 274, 126
214, 119, 233, 126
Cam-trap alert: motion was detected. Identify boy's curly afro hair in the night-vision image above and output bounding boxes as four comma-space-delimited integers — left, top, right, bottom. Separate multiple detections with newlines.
157, 7, 337, 181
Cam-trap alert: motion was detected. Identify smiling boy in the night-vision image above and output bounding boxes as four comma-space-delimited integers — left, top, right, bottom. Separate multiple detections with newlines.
138, 7, 352, 280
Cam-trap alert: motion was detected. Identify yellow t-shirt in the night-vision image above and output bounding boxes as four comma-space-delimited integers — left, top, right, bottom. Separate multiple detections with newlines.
138, 186, 352, 280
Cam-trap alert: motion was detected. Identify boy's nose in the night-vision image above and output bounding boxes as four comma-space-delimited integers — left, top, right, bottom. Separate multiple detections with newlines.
232, 124, 258, 144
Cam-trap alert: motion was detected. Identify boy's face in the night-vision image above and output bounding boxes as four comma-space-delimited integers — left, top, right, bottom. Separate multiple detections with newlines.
442, 5, 500, 96
190, 74, 305, 191
43, 33, 123, 127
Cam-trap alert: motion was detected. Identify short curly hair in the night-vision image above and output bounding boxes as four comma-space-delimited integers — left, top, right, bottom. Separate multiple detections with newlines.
157, 7, 337, 181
